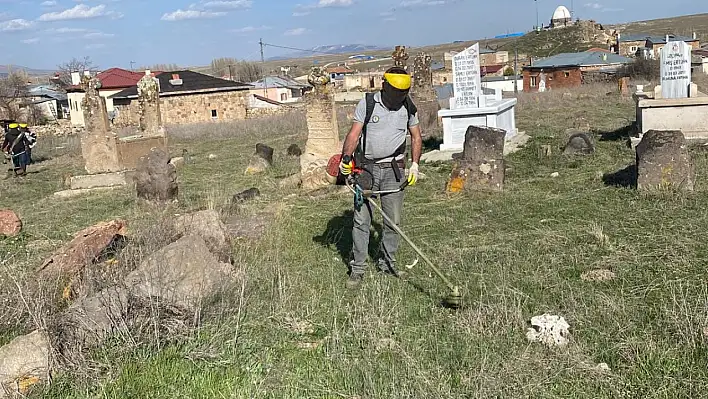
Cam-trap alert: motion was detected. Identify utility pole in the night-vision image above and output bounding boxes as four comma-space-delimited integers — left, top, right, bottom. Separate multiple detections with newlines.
535, 0, 539, 31
228, 64, 233, 81
514, 47, 519, 95
259, 38, 267, 97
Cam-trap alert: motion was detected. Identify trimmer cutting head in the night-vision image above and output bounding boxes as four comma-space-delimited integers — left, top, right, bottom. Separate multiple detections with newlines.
441, 286, 463, 310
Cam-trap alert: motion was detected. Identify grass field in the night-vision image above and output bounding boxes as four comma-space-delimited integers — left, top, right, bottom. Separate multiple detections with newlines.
4, 84, 708, 398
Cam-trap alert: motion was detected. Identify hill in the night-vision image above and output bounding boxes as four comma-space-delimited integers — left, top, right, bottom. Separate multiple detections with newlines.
0, 65, 55, 76
266, 44, 387, 61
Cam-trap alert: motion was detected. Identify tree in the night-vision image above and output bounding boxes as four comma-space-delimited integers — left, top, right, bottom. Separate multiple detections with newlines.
56, 56, 97, 86
210, 58, 264, 82
139, 63, 181, 72
0, 72, 29, 120
503, 66, 515, 76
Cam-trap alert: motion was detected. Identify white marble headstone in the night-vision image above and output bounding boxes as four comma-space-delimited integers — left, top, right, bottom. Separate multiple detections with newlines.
660, 41, 691, 99
452, 43, 481, 109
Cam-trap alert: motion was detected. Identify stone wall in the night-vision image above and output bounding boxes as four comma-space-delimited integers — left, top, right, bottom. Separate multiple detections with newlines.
246, 107, 289, 119
523, 68, 583, 92
114, 91, 248, 126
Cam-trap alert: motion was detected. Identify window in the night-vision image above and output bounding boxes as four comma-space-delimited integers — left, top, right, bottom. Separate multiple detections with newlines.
211, 109, 218, 119
548, 75, 553, 81
530, 76, 537, 87
564, 71, 570, 78
280, 93, 287, 101
630, 46, 637, 52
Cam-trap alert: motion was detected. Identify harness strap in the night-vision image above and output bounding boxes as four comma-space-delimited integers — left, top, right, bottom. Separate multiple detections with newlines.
356, 92, 415, 166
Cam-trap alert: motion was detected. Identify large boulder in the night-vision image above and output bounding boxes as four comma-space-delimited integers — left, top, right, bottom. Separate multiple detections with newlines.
0, 210, 21, 237
636, 130, 694, 192
123, 235, 237, 311
37, 219, 127, 277
245, 144, 274, 175
0, 330, 50, 397
52, 286, 130, 354
447, 126, 506, 192
134, 148, 178, 201
173, 210, 231, 259
563, 130, 595, 155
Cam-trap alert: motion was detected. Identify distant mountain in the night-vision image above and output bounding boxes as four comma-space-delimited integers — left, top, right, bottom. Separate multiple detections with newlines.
267, 44, 386, 61
0, 65, 55, 76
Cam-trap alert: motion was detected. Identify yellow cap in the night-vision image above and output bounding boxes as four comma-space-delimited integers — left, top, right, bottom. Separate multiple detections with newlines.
8, 123, 18, 129
384, 72, 411, 90
18, 123, 27, 128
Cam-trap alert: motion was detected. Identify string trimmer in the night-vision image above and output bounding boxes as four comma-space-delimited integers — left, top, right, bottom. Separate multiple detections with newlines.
336, 154, 463, 309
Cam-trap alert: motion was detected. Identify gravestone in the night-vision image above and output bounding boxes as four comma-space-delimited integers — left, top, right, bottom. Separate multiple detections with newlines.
300, 67, 340, 190
392, 45, 409, 68
79, 75, 121, 174
660, 41, 692, 99
412, 51, 440, 131
137, 70, 164, 136
636, 129, 694, 191
563, 130, 595, 155
134, 147, 178, 201
451, 43, 481, 108
446, 126, 506, 192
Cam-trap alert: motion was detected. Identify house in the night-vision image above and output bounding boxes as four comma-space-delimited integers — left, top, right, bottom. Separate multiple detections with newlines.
693, 48, 708, 74
110, 70, 253, 126
613, 33, 700, 59
66, 68, 149, 126
326, 66, 355, 87
482, 75, 523, 93
343, 71, 384, 91
26, 84, 68, 120
249, 76, 312, 103
523, 50, 632, 92
444, 48, 502, 70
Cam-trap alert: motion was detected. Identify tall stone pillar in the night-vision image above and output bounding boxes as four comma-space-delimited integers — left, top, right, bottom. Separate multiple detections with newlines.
79, 74, 121, 174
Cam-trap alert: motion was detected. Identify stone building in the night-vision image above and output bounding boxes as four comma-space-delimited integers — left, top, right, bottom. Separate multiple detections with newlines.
523, 50, 631, 92
550, 6, 572, 28
110, 70, 253, 126
613, 33, 701, 58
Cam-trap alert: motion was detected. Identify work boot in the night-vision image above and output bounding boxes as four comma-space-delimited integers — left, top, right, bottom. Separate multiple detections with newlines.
346, 273, 364, 290
377, 261, 407, 279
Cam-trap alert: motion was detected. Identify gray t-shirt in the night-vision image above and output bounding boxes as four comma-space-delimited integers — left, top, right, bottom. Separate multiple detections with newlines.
353, 92, 419, 162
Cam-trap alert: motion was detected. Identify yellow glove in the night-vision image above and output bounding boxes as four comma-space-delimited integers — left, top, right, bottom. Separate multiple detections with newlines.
339, 158, 353, 175
407, 162, 419, 186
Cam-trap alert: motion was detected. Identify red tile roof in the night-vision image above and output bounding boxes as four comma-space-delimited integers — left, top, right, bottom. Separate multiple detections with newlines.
96, 68, 149, 89
480, 64, 505, 75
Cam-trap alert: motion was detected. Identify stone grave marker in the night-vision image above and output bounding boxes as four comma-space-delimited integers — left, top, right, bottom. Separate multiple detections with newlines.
137, 70, 164, 136
79, 74, 121, 174
636, 129, 694, 192
451, 43, 481, 109
300, 67, 340, 190
660, 40, 692, 99
446, 125, 506, 192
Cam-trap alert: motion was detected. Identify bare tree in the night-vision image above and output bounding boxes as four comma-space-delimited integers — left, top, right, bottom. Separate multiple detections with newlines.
0, 72, 29, 120
140, 63, 181, 72
210, 58, 264, 82
56, 56, 97, 86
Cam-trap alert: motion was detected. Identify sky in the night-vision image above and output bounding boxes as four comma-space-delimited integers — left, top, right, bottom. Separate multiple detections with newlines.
0, 0, 705, 70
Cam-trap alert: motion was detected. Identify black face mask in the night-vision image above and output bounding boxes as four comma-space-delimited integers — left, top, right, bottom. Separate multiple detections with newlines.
381, 82, 408, 111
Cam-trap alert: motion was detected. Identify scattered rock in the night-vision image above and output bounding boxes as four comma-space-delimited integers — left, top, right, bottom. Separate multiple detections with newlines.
581, 269, 616, 282
562, 92, 572, 99
0, 330, 50, 396
123, 235, 237, 311
52, 286, 129, 352
245, 144, 274, 175
550, 172, 560, 178
525, 314, 571, 347
563, 130, 595, 155
37, 219, 127, 277
284, 317, 315, 335
287, 144, 303, 157
208, 154, 217, 160
232, 188, 260, 203
636, 129, 694, 192
594, 362, 611, 372
255, 143, 274, 165
169, 157, 185, 169
0, 210, 22, 237
278, 173, 302, 189
134, 148, 178, 201
538, 145, 552, 158
173, 210, 231, 259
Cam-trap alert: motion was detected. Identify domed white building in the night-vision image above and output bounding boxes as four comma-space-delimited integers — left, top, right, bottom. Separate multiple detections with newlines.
551, 5, 572, 28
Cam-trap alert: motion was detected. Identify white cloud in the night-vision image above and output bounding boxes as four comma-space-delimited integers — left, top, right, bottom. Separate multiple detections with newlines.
293, 11, 310, 16
315, 0, 353, 6
0, 19, 34, 32
202, 0, 252, 9
230, 25, 271, 34
40, 0, 57, 6
584, 2, 602, 8
38, 4, 115, 21
84, 31, 114, 39
161, 9, 227, 21
52, 27, 90, 33
85, 43, 105, 50
284, 27, 307, 36
22, 38, 40, 44
602, 7, 623, 12
400, 0, 445, 7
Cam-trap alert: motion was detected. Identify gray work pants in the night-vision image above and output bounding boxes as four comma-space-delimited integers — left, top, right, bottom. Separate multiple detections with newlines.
350, 164, 405, 276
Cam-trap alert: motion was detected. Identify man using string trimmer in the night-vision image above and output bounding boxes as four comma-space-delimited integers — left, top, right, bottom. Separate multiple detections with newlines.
338, 66, 423, 290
